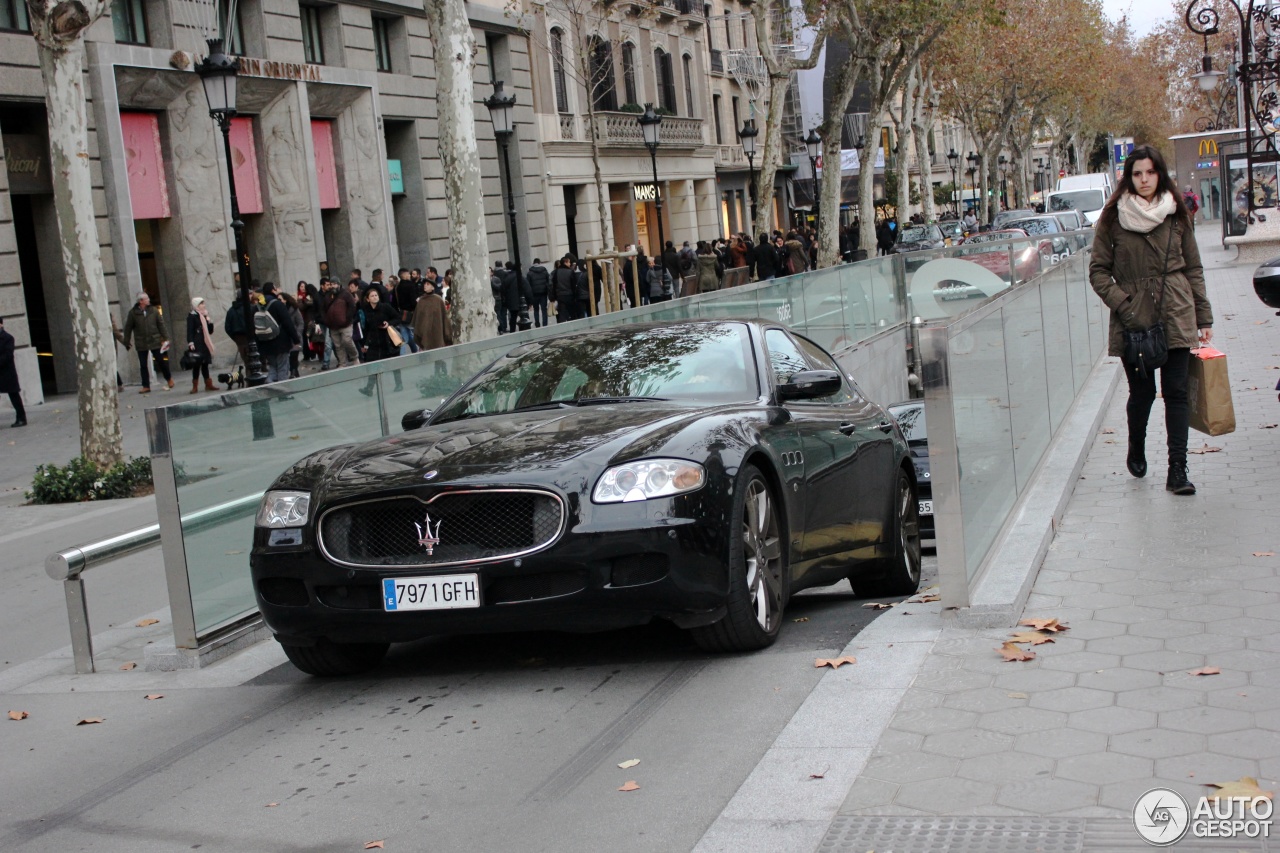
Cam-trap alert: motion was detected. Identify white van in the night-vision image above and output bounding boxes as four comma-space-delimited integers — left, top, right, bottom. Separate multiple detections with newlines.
1056, 172, 1113, 194
1047, 179, 1111, 226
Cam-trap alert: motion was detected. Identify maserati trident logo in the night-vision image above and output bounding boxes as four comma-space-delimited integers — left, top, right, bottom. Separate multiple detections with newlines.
414, 513, 442, 555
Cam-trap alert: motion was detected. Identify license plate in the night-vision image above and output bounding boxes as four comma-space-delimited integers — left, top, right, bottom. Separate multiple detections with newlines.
383, 574, 480, 611
918, 500, 933, 516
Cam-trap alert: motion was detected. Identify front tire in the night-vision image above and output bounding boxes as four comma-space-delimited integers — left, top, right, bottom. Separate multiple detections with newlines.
691, 465, 785, 652
853, 468, 922, 598
280, 639, 390, 676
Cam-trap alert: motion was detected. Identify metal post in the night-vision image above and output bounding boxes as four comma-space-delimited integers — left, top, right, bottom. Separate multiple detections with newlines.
747, 151, 757, 229
649, 146, 666, 282
63, 577, 94, 673
216, 116, 266, 388
498, 133, 524, 322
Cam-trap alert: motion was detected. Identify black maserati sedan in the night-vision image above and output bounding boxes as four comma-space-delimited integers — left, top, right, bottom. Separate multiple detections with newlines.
252, 321, 921, 675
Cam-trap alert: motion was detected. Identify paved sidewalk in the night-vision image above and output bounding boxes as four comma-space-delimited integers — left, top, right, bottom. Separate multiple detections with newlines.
699, 227, 1280, 850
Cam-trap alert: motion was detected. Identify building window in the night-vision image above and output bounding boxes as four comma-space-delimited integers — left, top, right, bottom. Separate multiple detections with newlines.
113, 0, 148, 44
654, 48, 676, 113
712, 93, 722, 144
1, 0, 31, 31
682, 54, 694, 117
301, 4, 325, 65
622, 42, 638, 106
373, 16, 392, 72
589, 36, 617, 111
724, 11, 732, 49
731, 96, 739, 136
550, 27, 569, 113
218, 0, 245, 53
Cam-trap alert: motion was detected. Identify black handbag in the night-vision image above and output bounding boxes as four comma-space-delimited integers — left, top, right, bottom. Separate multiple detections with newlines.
1121, 225, 1176, 379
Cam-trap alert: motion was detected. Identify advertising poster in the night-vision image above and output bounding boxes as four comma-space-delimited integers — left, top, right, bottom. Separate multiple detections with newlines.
1228, 159, 1249, 236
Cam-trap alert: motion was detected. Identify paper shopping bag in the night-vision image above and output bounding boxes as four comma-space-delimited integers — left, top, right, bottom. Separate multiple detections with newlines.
1187, 347, 1236, 436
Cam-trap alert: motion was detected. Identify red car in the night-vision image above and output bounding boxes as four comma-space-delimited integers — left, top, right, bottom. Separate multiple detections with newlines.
957, 229, 1052, 282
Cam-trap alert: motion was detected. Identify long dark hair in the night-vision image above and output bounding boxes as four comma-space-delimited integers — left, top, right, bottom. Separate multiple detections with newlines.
1098, 144, 1192, 228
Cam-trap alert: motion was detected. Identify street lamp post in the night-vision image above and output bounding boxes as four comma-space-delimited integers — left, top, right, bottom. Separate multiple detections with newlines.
638, 104, 666, 279
485, 81, 523, 329
739, 119, 758, 233
966, 151, 982, 217
805, 128, 822, 235
998, 154, 1009, 210
946, 148, 960, 215
195, 38, 266, 387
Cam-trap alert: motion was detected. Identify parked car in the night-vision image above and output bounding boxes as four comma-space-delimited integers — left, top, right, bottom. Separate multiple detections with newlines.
886, 401, 933, 543
1253, 256, 1280, 310
999, 216, 1074, 262
957, 228, 1051, 282
1047, 188, 1108, 226
892, 224, 948, 270
937, 220, 965, 245
1050, 208, 1085, 232
252, 321, 922, 675
991, 208, 1038, 230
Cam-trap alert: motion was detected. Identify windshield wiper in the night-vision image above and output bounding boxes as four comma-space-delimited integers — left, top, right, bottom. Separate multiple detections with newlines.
573, 396, 668, 406
510, 401, 579, 414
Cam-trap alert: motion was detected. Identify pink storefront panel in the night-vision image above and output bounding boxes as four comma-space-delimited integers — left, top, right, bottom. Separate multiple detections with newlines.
312, 119, 340, 210
120, 111, 170, 220
228, 117, 263, 214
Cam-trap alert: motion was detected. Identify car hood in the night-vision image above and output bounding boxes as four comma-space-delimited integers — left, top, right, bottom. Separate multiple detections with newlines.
301, 402, 729, 502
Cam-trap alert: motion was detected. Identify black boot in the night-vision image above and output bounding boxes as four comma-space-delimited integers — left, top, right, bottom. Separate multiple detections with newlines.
1126, 438, 1147, 478
1166, 462, 1196, 495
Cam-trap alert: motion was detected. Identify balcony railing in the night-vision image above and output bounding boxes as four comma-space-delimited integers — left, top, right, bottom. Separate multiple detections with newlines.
714, 145, 745, 168
590, 111, 705, 148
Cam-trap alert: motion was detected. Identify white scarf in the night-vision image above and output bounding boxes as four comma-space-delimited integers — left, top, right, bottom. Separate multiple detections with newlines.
1117, 190, 1176, 234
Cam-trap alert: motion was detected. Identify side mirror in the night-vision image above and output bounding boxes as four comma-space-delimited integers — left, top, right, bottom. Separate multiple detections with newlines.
401, 408, 432, 431
778, 369, 841, 401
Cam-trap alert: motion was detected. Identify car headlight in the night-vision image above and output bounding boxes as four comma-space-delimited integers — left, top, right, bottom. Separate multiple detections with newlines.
593, 459, 706, 504
256, 490, 311, 528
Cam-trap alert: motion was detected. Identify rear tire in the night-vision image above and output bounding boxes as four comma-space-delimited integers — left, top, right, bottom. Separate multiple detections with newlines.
691, 465, 786, 653
853, 468, 922, 598
280, 639, 390, 676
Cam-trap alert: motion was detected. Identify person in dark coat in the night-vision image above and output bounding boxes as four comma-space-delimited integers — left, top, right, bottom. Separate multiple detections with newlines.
754, 233, 778, 280
185, 297, 217, 393
357, 287, 403, 397
552, 256, 576, 323
500, 261, 533, 333
121, 290, 172, 393
259, 282, 301, 383
661, 241, 682, 296
525, 259, 551, 327
0, 316, 25, 427
412, 278, 454, 351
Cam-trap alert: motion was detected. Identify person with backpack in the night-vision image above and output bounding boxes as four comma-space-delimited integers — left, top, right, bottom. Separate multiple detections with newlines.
257, 282, 299, 383
552, 256, 576, 324
1183, 185, 1201, 224
525, 258, 551, 328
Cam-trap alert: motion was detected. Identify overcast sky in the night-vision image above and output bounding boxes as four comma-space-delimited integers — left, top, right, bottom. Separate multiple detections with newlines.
1100, 0, 1177, 40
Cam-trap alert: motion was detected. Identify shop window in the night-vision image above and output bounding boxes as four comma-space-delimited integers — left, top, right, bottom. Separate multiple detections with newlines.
113, 0, 148, 45
0, 0, 30, 32
301, 3, 325, 65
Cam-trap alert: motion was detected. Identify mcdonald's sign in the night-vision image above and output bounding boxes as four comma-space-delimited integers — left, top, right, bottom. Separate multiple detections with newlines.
1199, 139, 1219, 157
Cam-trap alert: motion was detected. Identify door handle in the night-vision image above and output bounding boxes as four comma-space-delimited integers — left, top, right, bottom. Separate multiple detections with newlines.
877, 421, 894, 434
838, 422, 857, 435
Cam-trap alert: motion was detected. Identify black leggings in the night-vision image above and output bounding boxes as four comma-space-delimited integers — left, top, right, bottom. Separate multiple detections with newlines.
1125, 347, 1190, 467
190, 362, 210, 383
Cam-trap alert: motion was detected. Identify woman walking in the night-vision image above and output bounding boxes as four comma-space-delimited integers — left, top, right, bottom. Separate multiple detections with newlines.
185, 297, 217, 393
1089, 144, 1213, 495
358, 288, 400, 396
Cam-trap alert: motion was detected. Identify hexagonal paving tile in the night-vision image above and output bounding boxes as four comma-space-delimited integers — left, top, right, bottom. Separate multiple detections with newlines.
871, 727, 924, 756
1055, 751, 1153, 784
1207, 728, 1280, 759
920, 729, 1014, 759
943, 687, 1031, 714
912, 670, 995, 694
994, 777, 1099, 813
1012, 727, 1107, 759
1050, 620, 1125, 640
1210, 648, 1280, 672
1076, 667, 1163, 693
837, 776, 898, 812
892, 707, 980, 735
1166, 632, 1245, 654
1208, 684, 1280, 713
861, 750, 960, 784
1116, 686, 1204, 713
1159, 706, 1254, 735
1110, 728, 1206, 760
958, 751, 1054, 783
992, 668, 1077, 693
1068, 705, 1158, 735
1206, 617, 1278, 638
1155, 751, 1259, 783
1028, 687, 1115, 713
894, 776, 997, 813
977, 706, 1069, 736
1129, 619, 1205, 639
1122, 650, 1206, 673
1038, 651, 1124, 673
1079, 634, 1164, 656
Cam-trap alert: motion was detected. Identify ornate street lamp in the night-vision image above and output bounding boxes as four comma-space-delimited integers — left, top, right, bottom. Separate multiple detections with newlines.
946, 148, 960, 215
998, 154, 1009, 210
637, 104, 667, 276
966, 151, 982, 215
739, 118, 758, 232
805, 128, 822, 234
195, 38, 266, 387
485, 80, 523, 327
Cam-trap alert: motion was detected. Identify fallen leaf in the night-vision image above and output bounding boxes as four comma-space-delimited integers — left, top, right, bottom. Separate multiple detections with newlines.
265, 802, 279, 808
224, 550, 244, 555
862, 603, 892, 610
76, 717, 104, 725
363, 842, 384, 850
1188, 446, 1222, 454
618, 759, 640, 769
1206, 776, 1274, 804
1262, 424, 1279, 429
1100, 427, 1116, 434
1018, 617, 1069, 632
1009, 631, 1055, 645
8, 710, 29, 721
793, 617, 810, 622
136, 618, 160, 627
997, 642, 1036, 662
909, 593, 941, 603
1188, 667, 1221, 676
288, 435, 301, 440
618, 781, 640, 792
1103, 439, 1115, 444
814, 656, 857, 669
144, 694, 164, 700
119, 662, 136, 671
1253, 552, 1275, 557
809, 765, 829, 779
1006, 692, 1029, 699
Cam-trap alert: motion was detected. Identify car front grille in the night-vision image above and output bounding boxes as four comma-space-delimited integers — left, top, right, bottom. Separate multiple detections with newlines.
318, 489, 566, 568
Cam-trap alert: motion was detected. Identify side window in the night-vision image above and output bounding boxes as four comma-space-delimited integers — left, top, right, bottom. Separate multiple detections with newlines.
793, 335, 854, 403
764, 329, 808, 387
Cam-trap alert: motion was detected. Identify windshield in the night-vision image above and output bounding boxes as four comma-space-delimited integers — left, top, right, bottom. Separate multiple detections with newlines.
899, 226, 937, 242
1049, 190, 1105, 212
1004, 218, 1060, 236
888, 403, 926, 442
965, 229, 1027, 245
432, 324, 758, 423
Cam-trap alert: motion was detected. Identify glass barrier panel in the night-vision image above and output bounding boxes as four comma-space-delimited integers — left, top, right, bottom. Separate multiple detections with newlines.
1001, 286, 1052, 494
795, 269, 847, 351
1040, 266, 1076, 432
1065, 258, 1094, 392
906, 244, 1013, 323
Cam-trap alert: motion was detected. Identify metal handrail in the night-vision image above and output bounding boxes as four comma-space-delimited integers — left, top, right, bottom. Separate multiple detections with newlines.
46, 493, 262, 674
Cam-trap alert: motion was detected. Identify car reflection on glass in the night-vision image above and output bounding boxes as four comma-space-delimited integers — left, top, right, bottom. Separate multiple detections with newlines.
955, 228, 1052, 283
886, 401, 933, 544
892, 224, 947, 270
252, 321, 923, 675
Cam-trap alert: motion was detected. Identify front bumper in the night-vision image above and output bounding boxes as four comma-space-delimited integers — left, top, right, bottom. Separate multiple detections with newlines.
251, 497, 732, 645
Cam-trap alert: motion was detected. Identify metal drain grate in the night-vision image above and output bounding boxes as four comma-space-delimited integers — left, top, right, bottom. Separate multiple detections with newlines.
818, 816, 1272, 852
